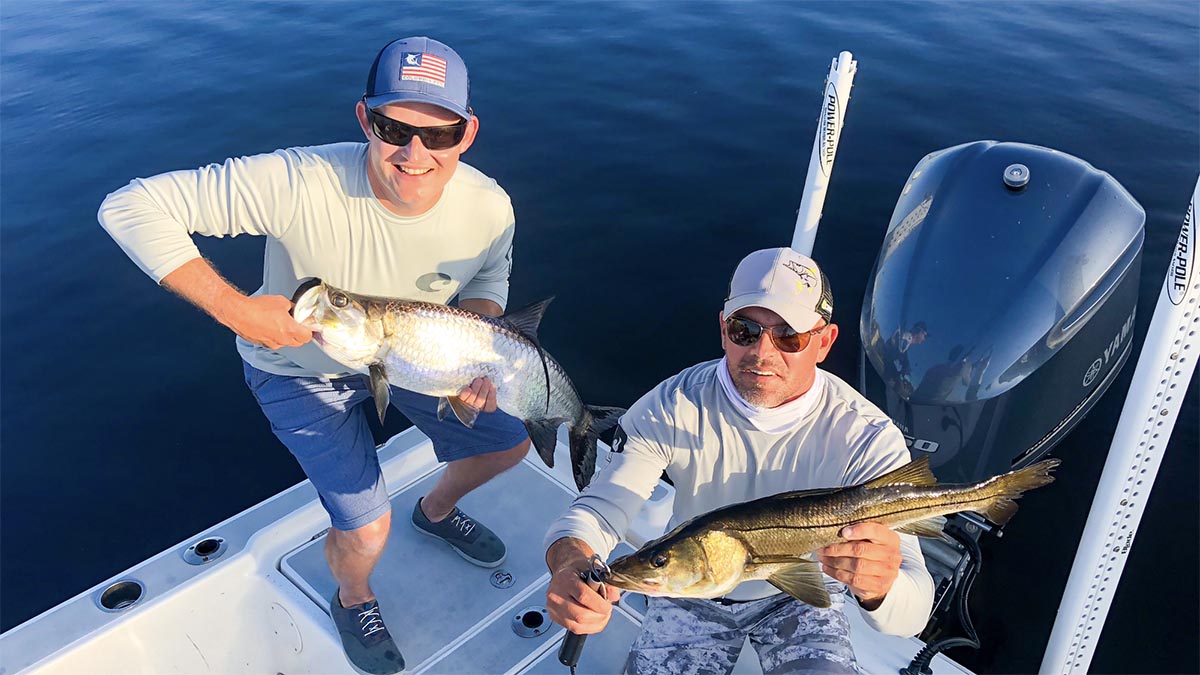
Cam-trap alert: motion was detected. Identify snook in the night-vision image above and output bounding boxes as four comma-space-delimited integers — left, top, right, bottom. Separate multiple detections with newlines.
605, 456, 1060, 607
291, 279, 623, 490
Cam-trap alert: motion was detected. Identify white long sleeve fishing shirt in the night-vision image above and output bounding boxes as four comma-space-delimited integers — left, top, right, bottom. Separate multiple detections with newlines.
98, 142, 515, 378
545, 358, 935, 637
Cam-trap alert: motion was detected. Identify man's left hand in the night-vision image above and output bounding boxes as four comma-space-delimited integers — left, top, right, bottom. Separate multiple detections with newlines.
458, 377, 498, 413
816, 522, 902, 610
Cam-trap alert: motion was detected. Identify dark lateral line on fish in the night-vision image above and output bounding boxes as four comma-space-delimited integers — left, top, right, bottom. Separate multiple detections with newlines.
723, 495, 998, 534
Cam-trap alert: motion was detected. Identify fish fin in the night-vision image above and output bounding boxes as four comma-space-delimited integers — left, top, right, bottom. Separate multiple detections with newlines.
565, 406, 627, 492
436, 397, 451, 422
896, 516, 947, 539
368, 364, 390, 424
445, 396, 480, 429
975, 458, 1061, 526
975, 499, 1019, 527
863, 456, 938, 489
568, 427, 595, 493
586, 405, 625, 436
767, 561, 832, 608
503, 297, 554, 339
771, 486, 847, 501
503, 298, 556, 413
524, 419, 560, 470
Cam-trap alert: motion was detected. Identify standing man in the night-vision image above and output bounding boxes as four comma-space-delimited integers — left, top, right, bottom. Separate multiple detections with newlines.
100, 37, 529, 675
544, 248, 934, 674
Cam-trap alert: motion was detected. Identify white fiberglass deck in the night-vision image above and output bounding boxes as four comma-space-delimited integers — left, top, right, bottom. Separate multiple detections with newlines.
0, 427, 971, 675
280, 450, 644, 673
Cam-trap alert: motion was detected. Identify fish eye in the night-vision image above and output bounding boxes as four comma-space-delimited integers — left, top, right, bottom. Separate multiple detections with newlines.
331, 292, 349, 308
650, 552, 668, 568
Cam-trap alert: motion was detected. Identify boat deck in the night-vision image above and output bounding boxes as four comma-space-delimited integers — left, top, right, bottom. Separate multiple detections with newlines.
283, 456, 645, 673
0, 427, 972, 674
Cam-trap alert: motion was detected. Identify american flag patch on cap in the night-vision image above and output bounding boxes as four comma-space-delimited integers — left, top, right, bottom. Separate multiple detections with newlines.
401, 52, 447, 87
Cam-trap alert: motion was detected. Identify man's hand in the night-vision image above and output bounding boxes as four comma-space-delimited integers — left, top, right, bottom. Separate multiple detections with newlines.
161, 259, 312, 350
457, 377, 498, 413
545, 538, 621, 635
221, 294, 313, 350
816, 522, 902, 610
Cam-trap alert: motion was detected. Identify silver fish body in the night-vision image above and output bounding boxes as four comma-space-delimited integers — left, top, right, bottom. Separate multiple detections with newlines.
292, 279, 622, 490
605, 456, 1060, 607
376, 302, 583, 423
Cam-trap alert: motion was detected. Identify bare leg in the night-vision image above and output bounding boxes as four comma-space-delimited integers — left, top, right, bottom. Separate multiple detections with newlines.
326, 509, 392, 606
420, 439, 530, 521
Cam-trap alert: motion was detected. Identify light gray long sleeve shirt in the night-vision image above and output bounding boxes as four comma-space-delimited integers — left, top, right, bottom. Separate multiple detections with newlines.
544, 359, 935, 637
98, 142, 515, 378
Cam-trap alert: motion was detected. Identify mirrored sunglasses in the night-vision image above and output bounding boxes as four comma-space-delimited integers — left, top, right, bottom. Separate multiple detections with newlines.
725, 316, 825, 353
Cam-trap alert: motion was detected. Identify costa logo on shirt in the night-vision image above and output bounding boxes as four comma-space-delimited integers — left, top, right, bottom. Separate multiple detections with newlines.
416, 272, 453, 292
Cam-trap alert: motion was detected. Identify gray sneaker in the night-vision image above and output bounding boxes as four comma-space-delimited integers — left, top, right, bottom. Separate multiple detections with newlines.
411, 497, 507, 567
329, 590, 405, 675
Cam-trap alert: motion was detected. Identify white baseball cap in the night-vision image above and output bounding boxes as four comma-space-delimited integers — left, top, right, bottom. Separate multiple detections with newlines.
723, 248, 834, 331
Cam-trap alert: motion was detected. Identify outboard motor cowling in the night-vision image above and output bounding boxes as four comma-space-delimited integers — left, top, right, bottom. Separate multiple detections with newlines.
860, 141, 1145, 487
862, 142, 1146, 672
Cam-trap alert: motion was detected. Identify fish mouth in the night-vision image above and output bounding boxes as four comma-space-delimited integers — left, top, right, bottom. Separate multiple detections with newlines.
292, 278, 324, 305
605, 571, 662, 594
291, 278, 325, 325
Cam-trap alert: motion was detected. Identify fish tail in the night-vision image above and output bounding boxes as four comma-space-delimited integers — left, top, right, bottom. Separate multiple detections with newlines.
978, 458, 1062, 526
567, 405, 625, 491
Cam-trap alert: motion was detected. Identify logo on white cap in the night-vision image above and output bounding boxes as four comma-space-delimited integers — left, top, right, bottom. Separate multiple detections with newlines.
783, 260, 817, 288
723, 248, 833, 332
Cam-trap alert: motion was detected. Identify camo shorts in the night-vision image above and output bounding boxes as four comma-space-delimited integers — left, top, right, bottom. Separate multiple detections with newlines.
624, 591, 859, 675
243, 362, 528, 531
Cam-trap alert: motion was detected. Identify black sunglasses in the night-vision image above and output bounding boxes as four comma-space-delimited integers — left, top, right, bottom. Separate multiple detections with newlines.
725, 316, 826, 353
365, 106, 468, 151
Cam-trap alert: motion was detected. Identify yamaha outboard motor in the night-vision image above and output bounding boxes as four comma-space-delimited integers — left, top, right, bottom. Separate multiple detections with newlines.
858, 141, 1144, 671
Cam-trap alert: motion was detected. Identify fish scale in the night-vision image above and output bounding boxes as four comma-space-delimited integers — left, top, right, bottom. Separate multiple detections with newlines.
726, 484, 1018, 560
382, 304, 582, 423
605, 456, 1060, 606
291, 279, 622, 490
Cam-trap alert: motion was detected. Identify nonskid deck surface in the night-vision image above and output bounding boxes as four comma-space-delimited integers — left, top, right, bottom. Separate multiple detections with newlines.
282, 459, 643, 674
281, 453, 969, 675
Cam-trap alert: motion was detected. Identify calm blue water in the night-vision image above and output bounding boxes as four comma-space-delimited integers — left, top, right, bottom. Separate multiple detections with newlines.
2, 2, 1196, 672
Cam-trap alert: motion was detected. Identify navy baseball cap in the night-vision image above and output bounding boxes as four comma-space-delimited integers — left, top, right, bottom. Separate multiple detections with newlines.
365, 37, 471, 120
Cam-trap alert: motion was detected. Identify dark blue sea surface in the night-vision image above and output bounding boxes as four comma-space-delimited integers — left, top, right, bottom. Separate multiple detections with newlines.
2, 2, 1196, 673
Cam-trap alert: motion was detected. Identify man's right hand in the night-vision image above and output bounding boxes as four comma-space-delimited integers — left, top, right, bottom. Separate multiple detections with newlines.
161, 259, 313, 351
221, 294, 313, 350
545, 539, 621, 635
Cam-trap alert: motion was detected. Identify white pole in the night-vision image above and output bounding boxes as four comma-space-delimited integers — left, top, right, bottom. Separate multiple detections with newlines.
1040, 176, 1200, 674
791, 51, 857, 256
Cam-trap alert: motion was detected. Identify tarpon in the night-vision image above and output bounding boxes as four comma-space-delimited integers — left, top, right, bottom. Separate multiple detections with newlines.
605, 456, 1060, 607
291, 279, 623, 491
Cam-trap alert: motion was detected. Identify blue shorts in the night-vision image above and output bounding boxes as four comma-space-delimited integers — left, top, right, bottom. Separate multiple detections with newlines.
243, 362, 529, 531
